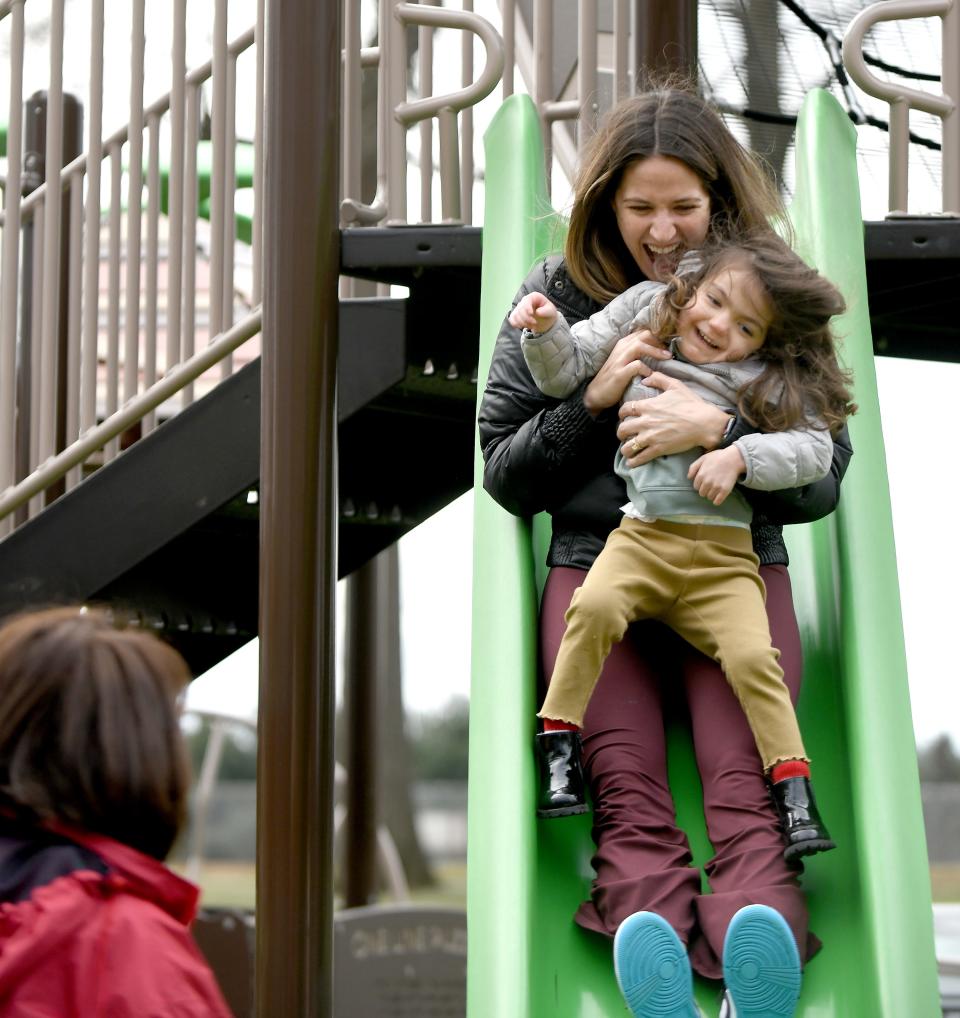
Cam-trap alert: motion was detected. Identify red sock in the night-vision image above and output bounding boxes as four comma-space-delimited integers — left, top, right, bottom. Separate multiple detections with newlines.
771, 759, 810, 783
542, 718, 579, 733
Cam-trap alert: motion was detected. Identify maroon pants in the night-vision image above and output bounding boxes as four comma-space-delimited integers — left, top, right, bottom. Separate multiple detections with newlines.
540, 563, 819, 980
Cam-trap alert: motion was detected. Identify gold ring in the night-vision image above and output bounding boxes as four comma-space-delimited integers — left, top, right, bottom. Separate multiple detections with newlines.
630, 436, 641, 455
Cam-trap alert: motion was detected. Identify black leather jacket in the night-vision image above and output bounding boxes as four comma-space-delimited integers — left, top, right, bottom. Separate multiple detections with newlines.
477, 256, 853, 570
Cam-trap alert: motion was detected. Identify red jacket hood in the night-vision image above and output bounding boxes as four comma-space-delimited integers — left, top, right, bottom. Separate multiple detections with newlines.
0, 819, 233, 1015
44, 819, 200, 925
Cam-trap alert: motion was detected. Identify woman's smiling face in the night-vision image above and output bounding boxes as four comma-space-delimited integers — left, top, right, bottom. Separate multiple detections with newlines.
612, 155, 712, 282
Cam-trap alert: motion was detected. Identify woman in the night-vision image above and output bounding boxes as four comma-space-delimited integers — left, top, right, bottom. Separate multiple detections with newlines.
478, 87, 852, 1017
0, 607, 234, 1018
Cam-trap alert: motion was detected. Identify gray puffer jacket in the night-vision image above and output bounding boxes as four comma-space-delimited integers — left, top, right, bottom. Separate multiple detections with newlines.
477, 255, 853, 570
520, 280, 834, 501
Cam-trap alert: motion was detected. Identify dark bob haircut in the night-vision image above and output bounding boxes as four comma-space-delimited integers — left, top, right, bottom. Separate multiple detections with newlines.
0, 607, 191, 859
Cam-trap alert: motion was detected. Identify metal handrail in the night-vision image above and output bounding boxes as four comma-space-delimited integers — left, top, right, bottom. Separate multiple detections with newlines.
1, 1, 510, 534
0, 308, 263, 521
394, 3, 503, 223
0, 26, 257, 230
843, 0, 958, 214
340, 3, 503, 225
394, 4, 503, 124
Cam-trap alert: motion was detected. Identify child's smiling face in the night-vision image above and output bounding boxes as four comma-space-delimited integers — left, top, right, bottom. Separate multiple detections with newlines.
675, 264, 774, 364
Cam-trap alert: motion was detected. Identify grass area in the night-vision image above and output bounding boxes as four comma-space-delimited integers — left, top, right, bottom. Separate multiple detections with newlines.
187, 858, 960, 911
396, 860, 467, 909
177, 861, 256, 910
180, 859, 467, 913
931, 864, 960, 902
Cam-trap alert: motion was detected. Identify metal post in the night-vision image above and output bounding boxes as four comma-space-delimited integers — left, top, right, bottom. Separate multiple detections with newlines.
633, 0, 698, 80
943, 0, 958, 214
258, 1, 339, 1016
15, 94, 44, 512
342, 552, 388, 907
15, 90, 82, 510
53, 95, 82, 501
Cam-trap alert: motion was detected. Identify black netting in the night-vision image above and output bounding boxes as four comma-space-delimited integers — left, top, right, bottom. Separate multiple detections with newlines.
698, 0, 944, 215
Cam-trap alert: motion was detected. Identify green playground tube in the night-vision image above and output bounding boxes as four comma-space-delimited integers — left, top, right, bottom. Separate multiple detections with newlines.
468, 89, 940, 1017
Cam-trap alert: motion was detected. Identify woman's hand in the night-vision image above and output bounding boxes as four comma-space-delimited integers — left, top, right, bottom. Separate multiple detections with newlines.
583, 330, 671, 417
618, 373, 731, 467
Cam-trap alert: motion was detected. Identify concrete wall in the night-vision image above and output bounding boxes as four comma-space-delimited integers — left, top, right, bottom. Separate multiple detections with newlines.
922, 784, 960, 863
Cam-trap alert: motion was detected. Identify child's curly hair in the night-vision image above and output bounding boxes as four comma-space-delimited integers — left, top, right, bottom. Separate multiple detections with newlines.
649, 230, 857, 435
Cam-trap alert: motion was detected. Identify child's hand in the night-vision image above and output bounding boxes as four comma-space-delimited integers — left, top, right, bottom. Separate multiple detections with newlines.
688, 446, 746, 505
509, 292, 558, 333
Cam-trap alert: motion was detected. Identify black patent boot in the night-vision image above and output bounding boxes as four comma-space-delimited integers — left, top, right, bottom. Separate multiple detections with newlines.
769, 775, 836, 862
535, 731, 588, 818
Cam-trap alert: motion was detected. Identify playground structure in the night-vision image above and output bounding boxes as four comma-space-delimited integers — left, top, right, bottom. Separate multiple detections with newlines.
0, 0, 957, 1014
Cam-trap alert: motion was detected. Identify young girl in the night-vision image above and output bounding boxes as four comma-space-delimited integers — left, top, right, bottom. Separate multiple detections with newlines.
510, 230, 855, 861
0, 607, 234, 1017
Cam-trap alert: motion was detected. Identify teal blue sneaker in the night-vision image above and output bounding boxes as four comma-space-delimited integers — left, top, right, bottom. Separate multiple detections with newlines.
722, 905, 801, 1018
613, 911, 700, 1018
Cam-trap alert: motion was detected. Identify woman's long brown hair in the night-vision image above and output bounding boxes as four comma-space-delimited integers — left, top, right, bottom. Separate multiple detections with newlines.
565, 83, 787, 304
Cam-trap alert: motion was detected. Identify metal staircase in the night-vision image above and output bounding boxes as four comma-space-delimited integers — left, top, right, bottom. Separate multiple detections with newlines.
0, 2, 494, 673
0, 222, 481, 673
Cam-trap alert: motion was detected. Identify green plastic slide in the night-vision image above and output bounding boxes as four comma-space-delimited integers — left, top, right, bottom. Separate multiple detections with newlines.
468, 88, 940, 1017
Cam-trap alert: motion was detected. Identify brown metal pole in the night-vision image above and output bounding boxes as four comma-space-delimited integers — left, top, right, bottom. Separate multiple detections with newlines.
633, 0, 698, 80
257, 0, 339, 1015
16, 92, 81, 512
342, 554, 382, 908
52, 94, 83, 500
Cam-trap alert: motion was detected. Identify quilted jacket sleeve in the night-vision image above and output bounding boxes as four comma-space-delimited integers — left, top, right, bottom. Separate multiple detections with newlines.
519, 281, 661, 399
735, 424, 833, 491
478, 258, 619, 518
732, 421, 853, 524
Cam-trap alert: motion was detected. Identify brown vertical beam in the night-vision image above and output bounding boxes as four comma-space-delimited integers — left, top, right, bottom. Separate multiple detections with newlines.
342, 553, 383, 908
633, 0, 698, 80
257, 0, 340, 1015
16, 92, 83, 510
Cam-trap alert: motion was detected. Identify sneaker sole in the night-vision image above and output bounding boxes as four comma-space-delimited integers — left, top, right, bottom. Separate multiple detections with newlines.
613, 911, 699, 1018
723, 905, 801, 1018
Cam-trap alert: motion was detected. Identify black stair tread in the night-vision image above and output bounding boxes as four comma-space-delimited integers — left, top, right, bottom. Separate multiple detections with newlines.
863, 219, 960, 361
0, 359, 261, 618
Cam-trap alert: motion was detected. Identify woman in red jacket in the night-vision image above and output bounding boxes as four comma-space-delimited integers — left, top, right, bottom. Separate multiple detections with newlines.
0, 606, 234, 1018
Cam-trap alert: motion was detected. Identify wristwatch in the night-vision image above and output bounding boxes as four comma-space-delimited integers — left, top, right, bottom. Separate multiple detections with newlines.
721, 414, 737, 446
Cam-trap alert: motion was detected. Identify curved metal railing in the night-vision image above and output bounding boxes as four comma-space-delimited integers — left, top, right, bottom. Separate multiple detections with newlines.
341, 2, 503, 226
843, 0, 958, 214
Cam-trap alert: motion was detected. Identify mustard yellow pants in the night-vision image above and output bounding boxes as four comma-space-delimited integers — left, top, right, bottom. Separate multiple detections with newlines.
539, 516, 807, 771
